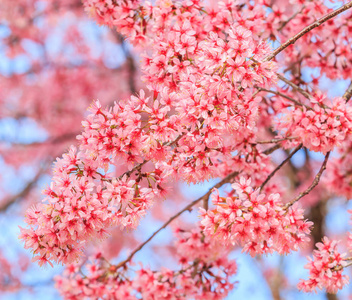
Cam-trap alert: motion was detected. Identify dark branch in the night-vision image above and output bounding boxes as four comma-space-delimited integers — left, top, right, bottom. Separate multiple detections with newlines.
260, 144, 303, 191
284, 152, 330, 209
343, 81, 352, 103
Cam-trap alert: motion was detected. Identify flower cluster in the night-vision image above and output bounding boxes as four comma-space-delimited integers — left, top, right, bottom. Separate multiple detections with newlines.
19, 143, 158, 266
298, 237, 349, 293
275, 95, 352, 154
200, 177, 312, 256
20, 0, 282, 268
19, 86, 275, 266
83, 0, 145, 43
14, 0, 352, 297
269, 1, 352, 81
55, 226, 237, 299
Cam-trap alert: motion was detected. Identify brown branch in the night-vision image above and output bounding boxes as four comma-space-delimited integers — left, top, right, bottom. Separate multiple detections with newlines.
114, 170, 241, 269
115, 33, 137, 94
0, 169, 44, 211
284, 151, 330, 209
255, 137, 298, 144
343, 81, 352, 103
257, 87, 310, 109
260, 144, 303, 191
7, 132, 78, 147
203, 195, 209, 211
113, 145, 282, 269
333, 261, 352, 272
118, 160, 148, 180
117, 134, 183, 180
277, 6, 305, 32
264, 1, 352, 61
263, 144, 281, 155
277, 74, 313, 100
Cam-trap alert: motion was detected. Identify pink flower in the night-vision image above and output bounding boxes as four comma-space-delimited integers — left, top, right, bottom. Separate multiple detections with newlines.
298, 237, 349, 294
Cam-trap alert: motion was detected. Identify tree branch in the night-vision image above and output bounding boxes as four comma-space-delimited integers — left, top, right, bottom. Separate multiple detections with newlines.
263, 144, 281, 155
114, 170, 241, 269
284, 151, 330, 209
264, 1, 352, 61
115, 33, 137, 95
343, 81, 352, 103
5, 132, 77, 147
113, 145, 282, 269
254, 137, 298, 145
0, 169, 44, 211
260, 144, 303, 191
257, 87, 310, 109
277, 6, 305, 32
277, 74, 313, 100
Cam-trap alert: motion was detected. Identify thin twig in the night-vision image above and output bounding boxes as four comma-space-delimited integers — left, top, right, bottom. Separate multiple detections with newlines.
277, 6, 305, 31
264, 1, 352, 61
115, 33, 137, 94
4, 132, 78, 147
117, 134, 184, 180
284, 151, 330, 209
114, 170, 241, 269
255, 137, 298, 144
113, 145, 283, 269
343, 81, 352, 103
257, 87, 310, 109
263, 144, 281, 155
277, 74, 313, 100
118, 160, 148, 180
0, 169, 44, 211
333, 261, 352, 272
260, 144, 303, 191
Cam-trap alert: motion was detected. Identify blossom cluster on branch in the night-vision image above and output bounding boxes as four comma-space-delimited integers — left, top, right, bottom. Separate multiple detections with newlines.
298, 237, 350, 294
55, 226, 237, 299
200, 177, 312, 256
11, 0, 352, 297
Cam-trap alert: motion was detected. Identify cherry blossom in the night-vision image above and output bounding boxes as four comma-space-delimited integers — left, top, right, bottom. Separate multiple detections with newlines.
298, 237, 350, 294
200, 177, 312, 256
3, 0, 352, 297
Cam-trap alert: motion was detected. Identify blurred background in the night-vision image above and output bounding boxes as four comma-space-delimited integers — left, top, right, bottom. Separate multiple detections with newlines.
1, 0, 352, 299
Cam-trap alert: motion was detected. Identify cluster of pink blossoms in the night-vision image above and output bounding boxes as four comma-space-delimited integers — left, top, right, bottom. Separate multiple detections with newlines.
275, 95, 352, 154
83, 0, 147, 44
82, 0, 352, 84
55, 226, 237, 299
200, 177, 312, 256
298, 237, 349, 293
18, 85, 274, 267
268, 1, 352, 81
20, 0, 281, 267
15, 0, 352, 296
19, 98, 167, 265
